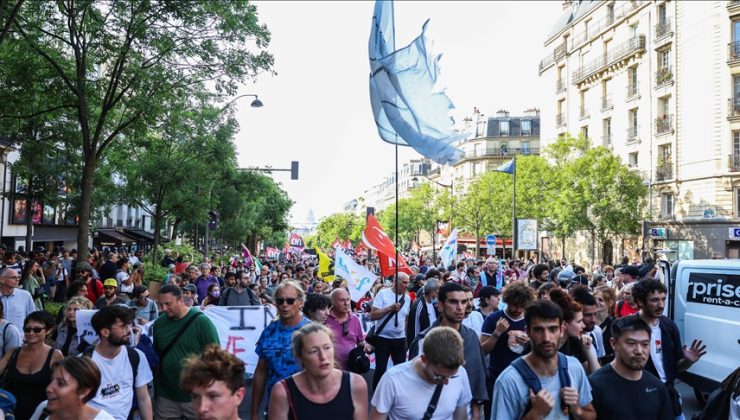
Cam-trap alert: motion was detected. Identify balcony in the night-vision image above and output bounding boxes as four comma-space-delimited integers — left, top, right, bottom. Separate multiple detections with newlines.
656, 160, 673, 181
539, 41, 568, 74
728, 41, 740, 61
556, 113, 566, 128
728, 0, 740, 16
568, 1, 645, 51
627, 126, 640, 143
601, 134, 612, 147
655, 114, 673, 135
626, 82, 640, 100
728, 97, 740, 118
556, 79, 566, 94
655, 18, 672, 40
462, 147, 540, 160
655, 66, 673, 88
729, 153, 740, 172
572, 35, 646, 84
600, 94, 613, 111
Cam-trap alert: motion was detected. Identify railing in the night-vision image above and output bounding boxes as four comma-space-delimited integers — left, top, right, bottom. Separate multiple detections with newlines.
728, 97, 740, 117
627, 126, 639, 142
462, 147, 540, 160
655, 18, 672, 39
655, 114, 673, 135
656, 160, 673, 181
556, 113, 566, 127
656, 66, 673, 87
427, 167, 441, 176
627, 82, 639, 99
601, 134, 612, 147
728, 41, 740, 61
601, 94, 613, 111
729, 153, 740, 172
568, 1, 645, 51
572, 35, 646, 83
556, 79, 566, 93
540, 41, 568, 73
579, 107, 590, 119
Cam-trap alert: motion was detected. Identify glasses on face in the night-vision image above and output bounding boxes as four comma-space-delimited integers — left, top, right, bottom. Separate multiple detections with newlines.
275, 297, 297, 305
430, 370, 459, 383
23, 327, 45, 334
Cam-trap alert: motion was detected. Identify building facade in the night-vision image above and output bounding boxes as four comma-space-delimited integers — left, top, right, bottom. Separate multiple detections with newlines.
540, 0, 740, 261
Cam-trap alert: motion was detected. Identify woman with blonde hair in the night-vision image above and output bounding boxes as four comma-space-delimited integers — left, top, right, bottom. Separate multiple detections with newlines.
268, 323, 368, 419
52, 296, 93, 357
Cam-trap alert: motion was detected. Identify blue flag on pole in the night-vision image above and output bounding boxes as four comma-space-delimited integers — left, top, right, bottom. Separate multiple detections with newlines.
369, 0, 465, 165
494, 159, 515, 175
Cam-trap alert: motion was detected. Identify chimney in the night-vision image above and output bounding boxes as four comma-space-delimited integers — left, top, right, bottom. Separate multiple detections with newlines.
523, 108, 540, 117
496, 109, 510, 118
562, 0, 572, 11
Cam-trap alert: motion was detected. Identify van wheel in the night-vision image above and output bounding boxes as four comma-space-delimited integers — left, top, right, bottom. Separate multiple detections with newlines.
693, 387, 709, 407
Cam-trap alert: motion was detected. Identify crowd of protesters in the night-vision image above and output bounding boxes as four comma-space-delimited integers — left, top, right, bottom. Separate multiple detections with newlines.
0, 242, 734, 419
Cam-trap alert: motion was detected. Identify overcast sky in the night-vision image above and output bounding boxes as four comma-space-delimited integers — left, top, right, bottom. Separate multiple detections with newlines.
233, 1, 564, 227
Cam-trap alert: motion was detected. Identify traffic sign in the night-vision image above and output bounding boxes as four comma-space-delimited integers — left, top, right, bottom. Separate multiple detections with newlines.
650, 228, 668, 240
486, 245, 496, 255
730, 228, 740, 239
486, 234, 496, 246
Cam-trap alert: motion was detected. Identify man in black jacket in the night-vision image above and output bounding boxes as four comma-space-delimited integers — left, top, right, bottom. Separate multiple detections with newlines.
405, 279, 439, 346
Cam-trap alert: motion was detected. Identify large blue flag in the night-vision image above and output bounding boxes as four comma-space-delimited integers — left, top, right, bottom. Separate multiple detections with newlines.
369, 0, 465, 165
494, 159, 515, 175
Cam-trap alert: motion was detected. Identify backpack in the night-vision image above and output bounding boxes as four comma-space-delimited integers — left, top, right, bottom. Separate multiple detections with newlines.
82, 346, 140, 416
511, 353, 572, 417
135, 333, 160, 372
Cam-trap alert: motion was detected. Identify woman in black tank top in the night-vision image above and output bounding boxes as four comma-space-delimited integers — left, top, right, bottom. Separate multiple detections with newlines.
268, 323, 368, 420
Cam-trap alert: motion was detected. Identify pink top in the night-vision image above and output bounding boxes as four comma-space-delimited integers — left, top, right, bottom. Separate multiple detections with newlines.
325, 311, 364, 370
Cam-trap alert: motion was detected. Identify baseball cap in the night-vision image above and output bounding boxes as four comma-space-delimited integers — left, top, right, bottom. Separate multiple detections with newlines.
103, 278, 118, 288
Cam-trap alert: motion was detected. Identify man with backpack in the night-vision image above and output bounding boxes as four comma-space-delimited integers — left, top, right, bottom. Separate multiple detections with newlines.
85, 305, 153, 420
219, 269, 260, 306
492, 300, 596, 419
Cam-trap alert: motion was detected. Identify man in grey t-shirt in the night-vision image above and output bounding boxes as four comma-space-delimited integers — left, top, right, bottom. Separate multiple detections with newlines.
492, 300, 596, 420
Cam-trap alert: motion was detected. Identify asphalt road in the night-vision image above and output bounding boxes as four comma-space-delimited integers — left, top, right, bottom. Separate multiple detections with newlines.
238, 370, 705, 419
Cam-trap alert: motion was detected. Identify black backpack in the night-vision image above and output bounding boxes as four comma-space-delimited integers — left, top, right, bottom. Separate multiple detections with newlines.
511, 353, 572, 417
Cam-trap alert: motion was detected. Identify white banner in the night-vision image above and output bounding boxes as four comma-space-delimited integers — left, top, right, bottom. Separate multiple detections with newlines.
517, 219, 538, 250
76, 305, 276, 374
334, 248, 378, 302
439, 228, 458, 268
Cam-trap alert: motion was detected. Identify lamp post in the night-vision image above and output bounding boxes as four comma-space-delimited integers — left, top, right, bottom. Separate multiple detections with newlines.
218, 94, 263, 112
412, 175, 454, 260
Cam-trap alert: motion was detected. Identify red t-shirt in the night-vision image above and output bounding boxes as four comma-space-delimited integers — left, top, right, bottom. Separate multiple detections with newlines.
86, 279, 104, 303
616, 299, 639, 317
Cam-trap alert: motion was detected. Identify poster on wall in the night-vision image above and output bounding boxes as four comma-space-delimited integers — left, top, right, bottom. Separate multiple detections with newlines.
517, 219, 538, 250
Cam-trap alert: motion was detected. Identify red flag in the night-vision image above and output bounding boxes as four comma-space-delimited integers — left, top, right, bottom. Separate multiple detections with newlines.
343, 239, 352, 250
331, 238, 342, 249
363, 214, 412, 277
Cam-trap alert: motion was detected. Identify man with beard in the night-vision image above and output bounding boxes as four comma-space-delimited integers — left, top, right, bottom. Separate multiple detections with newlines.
95, 278, 128, 309
153, 285, 219, 418
220, 269, 261, 306
461, 286, 484, 336
492, 300, 595, 420
408, 282, 488, 419
530, 263, 550, 290
250, 280, 310, 420
480, 257, 506, 289
466, 266, 481, 292
571, 286, 606, 360
588, 315, 673, 419
87, 305, 153, 420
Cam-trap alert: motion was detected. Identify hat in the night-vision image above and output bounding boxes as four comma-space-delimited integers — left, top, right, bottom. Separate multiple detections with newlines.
347, 346, 370, 374
621, 265, 639, 278
168, 263, 176, 269
557, 269, 576, 282
75, 262, 94, 273
183, 284, 197, 293
103, 278, 118, 288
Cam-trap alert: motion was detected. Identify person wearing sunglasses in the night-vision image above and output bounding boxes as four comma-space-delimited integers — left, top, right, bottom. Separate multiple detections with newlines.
250, 280, 310, 420
268, 323, 368, 420
127, 285, 158, 325
325, 288, 365, 371
371, 326, 472, 420
0, 311, 64, 419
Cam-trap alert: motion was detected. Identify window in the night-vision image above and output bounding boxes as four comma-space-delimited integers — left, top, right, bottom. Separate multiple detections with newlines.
734, 131, 740, 158
499, 120, 509, 136
661, 193, 674, 217
606, 4, 615, 25
628, 152, 638, 168
521, 120, 532, 136
522, 142, 531, 155
659, 95, 670, 117
630, 24, 638, 39
581, 125, 589, 139
659, 48, 671, 70
603, 118, 612, 146
734, 20, 740, 44
736, 188, 740, 218
627, 66, 638, 97
580, 89, 588, 117
628, 108, 638, 140
659, 144, 672, 160
657, 3, 667, 25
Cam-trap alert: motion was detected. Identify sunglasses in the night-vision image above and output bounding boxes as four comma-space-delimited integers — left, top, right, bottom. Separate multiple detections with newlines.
342, 321, 349, 336
23, 327, 45, 334
275, 297, 297, 305
430, 371, 459, 383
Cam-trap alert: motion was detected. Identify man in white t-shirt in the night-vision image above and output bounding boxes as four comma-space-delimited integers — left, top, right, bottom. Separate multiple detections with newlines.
370, 272, 411, 390
371, 327, 472, 420
87, 305, 153, 420
461, 287, 484, 335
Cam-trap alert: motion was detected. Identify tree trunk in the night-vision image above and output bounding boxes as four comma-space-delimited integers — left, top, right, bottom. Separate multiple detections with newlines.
561, 236, 566, 261
151, 204, 163, 265
76, 155, 97, 262
24, 190, 33, 252
170, 217, 181, 241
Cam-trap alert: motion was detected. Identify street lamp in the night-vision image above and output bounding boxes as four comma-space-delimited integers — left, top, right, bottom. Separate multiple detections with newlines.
218, 94, 264, 112
412, 175, 454, 261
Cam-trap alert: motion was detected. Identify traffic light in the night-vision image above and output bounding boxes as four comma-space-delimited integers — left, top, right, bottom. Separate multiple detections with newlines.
290, 161, 299, 180
208, 210, 219, 230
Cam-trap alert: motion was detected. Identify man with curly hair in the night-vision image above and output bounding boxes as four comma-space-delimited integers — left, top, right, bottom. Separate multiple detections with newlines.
181, 344, 246, 420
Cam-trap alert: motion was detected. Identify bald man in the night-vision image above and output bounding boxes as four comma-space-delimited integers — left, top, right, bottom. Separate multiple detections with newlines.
326, 288, 365, 369
369, 272, 411, 390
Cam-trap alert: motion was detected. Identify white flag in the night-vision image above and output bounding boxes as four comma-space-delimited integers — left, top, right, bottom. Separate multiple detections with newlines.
440, 228, 458, 268
334, 248, 378, 301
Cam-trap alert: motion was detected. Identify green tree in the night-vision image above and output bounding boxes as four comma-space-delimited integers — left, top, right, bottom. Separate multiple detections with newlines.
314, 213, 363, 248
0, 0, 23, 46
6, 0, 274, 260
456, 175, 496, 256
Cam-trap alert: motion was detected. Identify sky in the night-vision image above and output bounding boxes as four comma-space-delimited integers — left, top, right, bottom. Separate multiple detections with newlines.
233, 1, 564, 228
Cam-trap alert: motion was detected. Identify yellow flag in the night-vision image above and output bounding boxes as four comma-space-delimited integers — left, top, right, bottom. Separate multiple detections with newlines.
315, 247, 334, 283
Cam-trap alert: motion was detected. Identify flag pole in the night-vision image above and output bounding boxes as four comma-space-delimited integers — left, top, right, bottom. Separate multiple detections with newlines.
394, 141, 399, 327
512, 156, 517, 260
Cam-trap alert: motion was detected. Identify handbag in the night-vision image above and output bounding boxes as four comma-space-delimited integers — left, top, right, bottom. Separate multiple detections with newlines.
365, 295, 405, 346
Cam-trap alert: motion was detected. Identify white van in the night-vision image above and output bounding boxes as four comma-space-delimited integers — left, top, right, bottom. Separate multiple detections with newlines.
660, 259, 740, 403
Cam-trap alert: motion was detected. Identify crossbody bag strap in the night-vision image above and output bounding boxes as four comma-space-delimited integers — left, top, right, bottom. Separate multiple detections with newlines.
158, 311, 203, 363
422, 384, 444, 420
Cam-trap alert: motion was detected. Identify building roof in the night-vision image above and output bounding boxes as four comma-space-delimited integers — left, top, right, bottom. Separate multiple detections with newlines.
547, 0, 600, 42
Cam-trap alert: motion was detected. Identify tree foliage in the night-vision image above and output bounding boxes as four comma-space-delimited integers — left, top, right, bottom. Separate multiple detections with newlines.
314, 213, 364, 248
